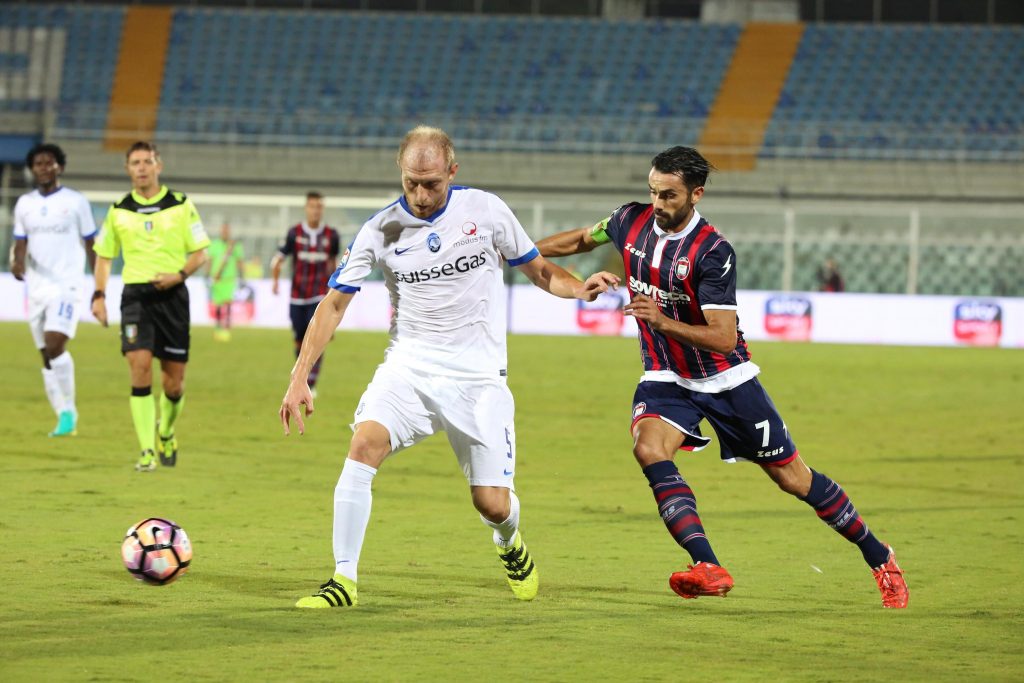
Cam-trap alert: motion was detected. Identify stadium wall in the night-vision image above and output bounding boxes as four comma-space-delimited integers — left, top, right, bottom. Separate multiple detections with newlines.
51, 139, 1024, 203
1, 274, 1020, 348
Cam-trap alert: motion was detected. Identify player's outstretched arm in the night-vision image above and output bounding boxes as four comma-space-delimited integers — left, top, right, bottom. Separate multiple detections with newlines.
535, 225, 603, 258
518, 255, 620, 302
279, 289, 354, 436
91, 256, 112, 327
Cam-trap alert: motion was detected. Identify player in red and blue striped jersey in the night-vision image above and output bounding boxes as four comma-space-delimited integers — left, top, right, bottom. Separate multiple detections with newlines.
537, 146, 908, 608
270, 192, 341, 395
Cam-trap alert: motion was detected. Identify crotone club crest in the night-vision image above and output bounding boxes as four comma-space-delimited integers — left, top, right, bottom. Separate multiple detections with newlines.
675, 256, 690, 279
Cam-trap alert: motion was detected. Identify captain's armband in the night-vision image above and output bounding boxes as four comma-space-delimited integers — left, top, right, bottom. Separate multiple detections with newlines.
589, 217, 612, 245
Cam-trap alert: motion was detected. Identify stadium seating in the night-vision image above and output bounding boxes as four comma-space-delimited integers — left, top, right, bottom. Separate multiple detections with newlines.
0, 5, 124, 127
3, 6, 1020, 161
156, 10, 739, 149
764, 24, 1023, 159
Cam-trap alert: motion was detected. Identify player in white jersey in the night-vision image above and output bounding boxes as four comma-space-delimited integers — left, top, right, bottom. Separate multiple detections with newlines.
11, 143, 97, 437
279, 126, 620, 608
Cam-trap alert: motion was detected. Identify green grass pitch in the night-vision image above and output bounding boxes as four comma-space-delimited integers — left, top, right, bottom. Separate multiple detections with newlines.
1, 321, 1022, 681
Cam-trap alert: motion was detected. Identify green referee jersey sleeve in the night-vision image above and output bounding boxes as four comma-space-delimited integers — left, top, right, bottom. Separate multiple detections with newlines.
95, 186, 211, 284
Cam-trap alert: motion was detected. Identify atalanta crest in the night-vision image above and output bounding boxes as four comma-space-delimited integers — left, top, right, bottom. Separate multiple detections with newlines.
675, 257, 690, 279
427, 232, 442, 253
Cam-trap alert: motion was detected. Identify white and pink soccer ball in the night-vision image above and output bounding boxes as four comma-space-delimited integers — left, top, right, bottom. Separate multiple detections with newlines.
121, 518, 192, 585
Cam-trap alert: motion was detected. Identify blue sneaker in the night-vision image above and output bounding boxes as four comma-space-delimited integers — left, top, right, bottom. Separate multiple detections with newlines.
49, 410, 77, 437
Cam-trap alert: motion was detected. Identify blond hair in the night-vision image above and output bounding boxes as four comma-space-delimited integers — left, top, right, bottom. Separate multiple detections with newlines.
397, 125, 456, 169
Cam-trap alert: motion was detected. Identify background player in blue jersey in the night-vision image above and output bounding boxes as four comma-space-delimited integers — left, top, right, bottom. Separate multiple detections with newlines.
536, 146, 908, 609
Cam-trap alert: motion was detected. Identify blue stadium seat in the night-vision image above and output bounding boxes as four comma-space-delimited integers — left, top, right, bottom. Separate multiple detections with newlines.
151, 10, 740, 151
764, 24, 1023, 160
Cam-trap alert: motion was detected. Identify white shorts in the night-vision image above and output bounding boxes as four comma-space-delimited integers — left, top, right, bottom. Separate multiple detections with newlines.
353, 362, 517, 488
28, 285, 81, 349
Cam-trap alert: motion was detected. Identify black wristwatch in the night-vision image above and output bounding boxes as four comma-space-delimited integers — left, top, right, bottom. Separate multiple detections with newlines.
91, 290, 105, 303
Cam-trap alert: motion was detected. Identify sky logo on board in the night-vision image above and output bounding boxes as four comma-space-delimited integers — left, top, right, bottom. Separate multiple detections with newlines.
953, 301, 1001, 346
764, 295, 812, 341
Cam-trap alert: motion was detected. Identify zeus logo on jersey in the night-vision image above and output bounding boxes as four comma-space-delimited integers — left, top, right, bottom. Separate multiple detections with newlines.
625, 242, 647, 259
393, 251, 488, 283
628, 276, 691, 303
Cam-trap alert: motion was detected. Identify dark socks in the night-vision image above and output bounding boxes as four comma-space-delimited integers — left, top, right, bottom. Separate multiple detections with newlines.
801, 469, 890, 568
643, 460, 719, 565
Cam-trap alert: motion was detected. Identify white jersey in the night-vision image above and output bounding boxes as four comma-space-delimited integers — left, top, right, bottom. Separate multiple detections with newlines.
13, 186, 96, 293
329, 186, 538, 378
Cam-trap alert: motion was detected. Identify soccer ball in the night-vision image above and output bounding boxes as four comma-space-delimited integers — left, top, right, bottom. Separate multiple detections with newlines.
121, 517, 192, 585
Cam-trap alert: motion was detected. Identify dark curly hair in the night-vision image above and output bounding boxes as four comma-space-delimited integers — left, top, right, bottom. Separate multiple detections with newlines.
26, 142, 66, 169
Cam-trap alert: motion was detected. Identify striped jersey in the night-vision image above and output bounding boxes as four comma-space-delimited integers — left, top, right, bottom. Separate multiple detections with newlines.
598, 203, 756, 391
277, 223, 341, 304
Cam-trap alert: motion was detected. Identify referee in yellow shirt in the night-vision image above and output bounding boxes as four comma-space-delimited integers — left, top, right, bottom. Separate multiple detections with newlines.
91, 141, 210, 472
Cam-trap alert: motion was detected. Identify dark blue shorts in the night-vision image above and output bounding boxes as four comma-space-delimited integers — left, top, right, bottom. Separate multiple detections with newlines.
631, 378, 798, 465
289, 302, 319, 342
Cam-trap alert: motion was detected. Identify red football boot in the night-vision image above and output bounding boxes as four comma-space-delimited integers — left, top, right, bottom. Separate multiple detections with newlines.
872, 546, 909, 609
669, 562, 734, 599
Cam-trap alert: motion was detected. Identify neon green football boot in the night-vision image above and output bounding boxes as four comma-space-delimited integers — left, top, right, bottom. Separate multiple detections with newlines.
497, 531, 538, 601
295, 574, 358, 608
156, 432, 178, 467
135, 449, 157, 472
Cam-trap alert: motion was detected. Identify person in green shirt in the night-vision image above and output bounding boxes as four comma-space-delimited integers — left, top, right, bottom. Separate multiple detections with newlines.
207, 222, 244, 342
91, 141, 210, 472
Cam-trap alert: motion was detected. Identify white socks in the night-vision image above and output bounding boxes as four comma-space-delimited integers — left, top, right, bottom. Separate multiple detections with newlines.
41, 367, 65, 415
50, 352, 76, 415
333, 459, 377, 583
481, 490, 520, 548
41, 352, 76, 416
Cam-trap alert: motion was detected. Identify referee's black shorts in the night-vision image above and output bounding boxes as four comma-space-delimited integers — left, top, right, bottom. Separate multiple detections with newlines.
120, 283, 191, 362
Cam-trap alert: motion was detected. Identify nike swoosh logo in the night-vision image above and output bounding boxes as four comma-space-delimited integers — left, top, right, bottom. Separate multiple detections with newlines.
395, 246, 413, 255
503, 469, 514, 476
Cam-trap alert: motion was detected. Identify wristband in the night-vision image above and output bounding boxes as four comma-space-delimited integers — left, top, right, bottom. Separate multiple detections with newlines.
91, 290, 105, 302
178, 269, 189, 281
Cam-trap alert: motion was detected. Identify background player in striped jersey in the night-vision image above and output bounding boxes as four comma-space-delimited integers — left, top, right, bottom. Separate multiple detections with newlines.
11, 143, 97, 437
537, 146, 908, 609
279, 126, 619, 608
270, 192, 340, 396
